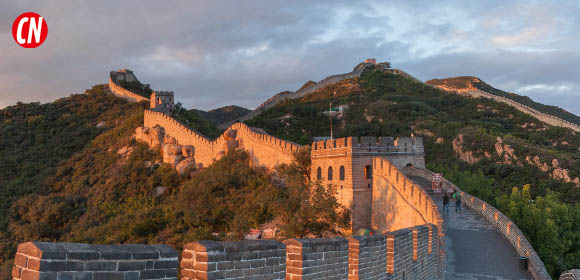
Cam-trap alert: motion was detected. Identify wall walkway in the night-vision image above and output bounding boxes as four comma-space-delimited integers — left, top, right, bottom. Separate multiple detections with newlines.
108, 77, 150, 103
432, 84, 580, 132
405, 167, 549, 280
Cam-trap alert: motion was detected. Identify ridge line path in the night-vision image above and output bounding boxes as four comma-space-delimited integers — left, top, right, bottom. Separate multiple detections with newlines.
407, 175, 532, 280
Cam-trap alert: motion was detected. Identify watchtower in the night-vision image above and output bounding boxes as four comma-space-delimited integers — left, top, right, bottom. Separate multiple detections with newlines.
310, 136, 424, 230
150, 91, 174, 112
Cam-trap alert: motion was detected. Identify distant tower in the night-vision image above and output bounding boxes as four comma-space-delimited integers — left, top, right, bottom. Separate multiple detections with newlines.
150, 91, 174, 112
364, 58, 377, 64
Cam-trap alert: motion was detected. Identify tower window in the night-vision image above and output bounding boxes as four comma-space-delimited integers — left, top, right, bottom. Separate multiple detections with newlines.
328, 167, 333, 180
317, 167, 322, 180
339, 166, 345, 180
365, 165, 372, 179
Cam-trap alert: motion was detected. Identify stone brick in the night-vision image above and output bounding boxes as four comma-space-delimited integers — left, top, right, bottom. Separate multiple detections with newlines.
56, 272, 93, 280
85, 261, 116, 271
118, 261, 146, 271
93, 272, 125, 280
139, 269, 167, 279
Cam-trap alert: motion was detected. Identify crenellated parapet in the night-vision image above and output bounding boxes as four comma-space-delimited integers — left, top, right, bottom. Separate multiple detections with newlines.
312, 136, 424, 157
12, 224, 442, 280
181, 224, 441, 280
108, 70, 151, 103
11, 242, 178, 280
142, 109, 301, 169
371, 158, 444, 238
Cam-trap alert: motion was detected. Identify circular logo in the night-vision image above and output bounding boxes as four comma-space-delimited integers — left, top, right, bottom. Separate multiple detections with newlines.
12, 12, 48, 48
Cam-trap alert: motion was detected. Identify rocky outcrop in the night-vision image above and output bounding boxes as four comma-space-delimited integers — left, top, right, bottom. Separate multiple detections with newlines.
495, 137, 517, 164
135, 126, 197, 174
452, 134, 490, 164
135, 126, 165, 147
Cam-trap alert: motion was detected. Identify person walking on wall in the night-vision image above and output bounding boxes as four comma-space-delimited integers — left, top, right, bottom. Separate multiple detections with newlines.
443, 193, 449, 213
453, 190, 462, 212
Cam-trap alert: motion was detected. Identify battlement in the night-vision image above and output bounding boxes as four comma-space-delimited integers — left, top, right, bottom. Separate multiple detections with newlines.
143, 110, 301, 169
118, 68, 133, 74
371, 157, 443, 234
108, 70, 150, 103
365, 58, 377, 64
181, 224, 440, 279
152, 90, 174, 96
12, 224, 442, 280
312, 136, 424, 155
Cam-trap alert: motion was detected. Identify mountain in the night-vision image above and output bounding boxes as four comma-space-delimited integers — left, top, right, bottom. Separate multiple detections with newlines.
245, 68, 580, 276
426, 76, 580, 126
192, 105, 251, 126
246, 71, 580, 200
1, 66, 580, 277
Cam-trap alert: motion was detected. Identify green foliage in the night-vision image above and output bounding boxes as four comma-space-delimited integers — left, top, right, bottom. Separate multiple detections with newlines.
275, 147, 351, 238
192, 105, 251, 126
172, 103, 221, 139
496, 185, 580, 277
428, 164, 496, 203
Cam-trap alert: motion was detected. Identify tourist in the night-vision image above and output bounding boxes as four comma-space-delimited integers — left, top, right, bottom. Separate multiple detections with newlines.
443, 193, 449, 212
453, 190, 462, 212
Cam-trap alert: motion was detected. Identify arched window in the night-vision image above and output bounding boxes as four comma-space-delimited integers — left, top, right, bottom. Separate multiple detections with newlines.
317, 167, 322, 180
339, 166, 345, 180
328, 167, 333, 180
365, 165, 372, 179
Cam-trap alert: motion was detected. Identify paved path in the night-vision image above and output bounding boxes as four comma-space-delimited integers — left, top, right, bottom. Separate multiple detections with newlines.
408, 176, 532, 280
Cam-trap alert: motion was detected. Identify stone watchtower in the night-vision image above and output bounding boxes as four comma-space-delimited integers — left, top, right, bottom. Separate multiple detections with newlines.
311, 136, 424, 230
150, 91, 174, 112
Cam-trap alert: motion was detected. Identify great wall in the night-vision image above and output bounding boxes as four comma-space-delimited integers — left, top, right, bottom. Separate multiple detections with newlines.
10, 62, 580, 279
427, 78, 580, 133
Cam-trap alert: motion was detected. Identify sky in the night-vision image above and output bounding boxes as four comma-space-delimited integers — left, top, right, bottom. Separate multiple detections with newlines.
1, 0, 579, 115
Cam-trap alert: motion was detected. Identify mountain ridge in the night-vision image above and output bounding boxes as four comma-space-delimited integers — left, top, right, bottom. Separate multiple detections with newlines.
426, 76, 580, 131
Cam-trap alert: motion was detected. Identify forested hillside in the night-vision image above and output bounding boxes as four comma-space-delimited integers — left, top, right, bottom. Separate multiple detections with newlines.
246, 68, 580, 277
0, 87, 347, 277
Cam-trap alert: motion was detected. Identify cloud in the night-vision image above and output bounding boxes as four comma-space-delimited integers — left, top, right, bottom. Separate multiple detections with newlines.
0, 0, 578, 116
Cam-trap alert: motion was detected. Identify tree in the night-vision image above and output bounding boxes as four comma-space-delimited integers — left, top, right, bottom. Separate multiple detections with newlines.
275, 147, 351, 238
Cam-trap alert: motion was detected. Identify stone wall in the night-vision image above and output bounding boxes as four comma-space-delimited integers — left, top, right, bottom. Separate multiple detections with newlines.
285, 238, 349, 280
11, 242, 178, 280
180, 225, 441, 280
404, 166, 552, 280
143, 110, 300, 169
432, 84, 580, 132
561, 270, 580, 280
180, 240, 286, 279
109, 76, 150, 103
371, 158, 443, 237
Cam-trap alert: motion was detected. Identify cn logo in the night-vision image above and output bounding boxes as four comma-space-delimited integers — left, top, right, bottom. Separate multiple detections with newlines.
12, 12, 48, 48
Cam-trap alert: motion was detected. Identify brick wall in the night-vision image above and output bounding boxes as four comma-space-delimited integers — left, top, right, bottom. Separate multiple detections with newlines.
143, 110, 299, 169
348, 235, 386, 280
180, 240, 286, 280
109, 76, 150, 103
560, 270, 580, 280
181, 225, 441, 280
284, 238, 349, 280
12, 242, 178, 280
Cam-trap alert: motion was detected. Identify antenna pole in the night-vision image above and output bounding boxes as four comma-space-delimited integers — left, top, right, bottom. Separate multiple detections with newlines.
330, 101, 333, 140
